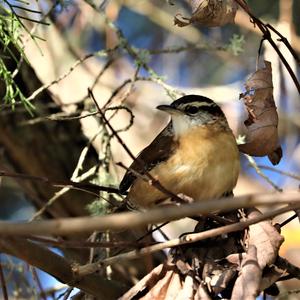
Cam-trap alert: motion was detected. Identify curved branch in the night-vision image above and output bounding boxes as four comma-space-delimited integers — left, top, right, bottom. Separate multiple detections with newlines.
234, 0, 300, 93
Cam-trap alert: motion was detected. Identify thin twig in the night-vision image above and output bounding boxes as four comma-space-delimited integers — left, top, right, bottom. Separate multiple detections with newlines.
148, 44, 227, 54
109, 20, 184, 99
38, 283, 68, 299
25, 46, 119, 103
136, 76, 185, 98
108, 221, 170, 259
69, 59, 116, 105
103, 79, 133, 108
88, 232, 98, 264
266, 24, 300, 67
90, 58, 115, 92
103, 66, 140, 108
62, 287, 73, 300
0, 258, 8, 300
27, 235, 152, 249
0, 170, 121, 196
22, 111, 99, 124
22, 105, 134, 128
31, 267, 47, 300
276, 256, 300, 280
257, 165, 300, 181
30, 166, 98, 221
279, 213, 298, 227
113, 66, 141, 106
245, 155, 283, 192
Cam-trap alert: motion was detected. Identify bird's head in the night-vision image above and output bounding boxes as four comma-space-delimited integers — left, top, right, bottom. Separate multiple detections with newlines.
157, 95, 229, 137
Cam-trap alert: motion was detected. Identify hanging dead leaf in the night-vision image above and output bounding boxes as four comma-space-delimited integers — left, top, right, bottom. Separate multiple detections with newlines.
230, 208, 284, 299
231, 245, 261, 300
174, 0, 238, 27
247, 208, 284, 269
238, 60, 282, 165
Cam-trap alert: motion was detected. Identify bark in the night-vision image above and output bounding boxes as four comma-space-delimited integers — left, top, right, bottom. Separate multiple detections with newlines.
0, 40, 98, 219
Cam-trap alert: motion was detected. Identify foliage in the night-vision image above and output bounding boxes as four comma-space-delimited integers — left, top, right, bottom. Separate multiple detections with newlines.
0, 1, 47, 113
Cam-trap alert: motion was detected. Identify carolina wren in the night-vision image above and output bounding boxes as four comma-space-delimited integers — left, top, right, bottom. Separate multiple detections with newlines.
120, 95, 240, 208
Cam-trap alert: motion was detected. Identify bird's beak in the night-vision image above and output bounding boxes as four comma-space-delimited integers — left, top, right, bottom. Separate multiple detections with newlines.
156, 104, 179, 114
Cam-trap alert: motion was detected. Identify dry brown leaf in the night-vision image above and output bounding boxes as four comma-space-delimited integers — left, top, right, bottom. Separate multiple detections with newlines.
231, 209, 285, 299
119, 264, 164, 300
225, 253, 246, 266
259, 266, 285, 292
140, 269, 173, 300
195, 283, 212, 300
231, 245, 262, 300
203, 259, 237, 294
174, 0, 238, 27
164, 272, 183, 300
175, 274, 195, 300
239, 60, 282, 165
247, 208, 284, 269
120, 264, 197, 300
120, 210, 286, 299
175, 257, 192, 275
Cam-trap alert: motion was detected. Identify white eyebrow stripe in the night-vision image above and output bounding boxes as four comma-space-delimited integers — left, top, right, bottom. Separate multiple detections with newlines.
181, 102, 217, 107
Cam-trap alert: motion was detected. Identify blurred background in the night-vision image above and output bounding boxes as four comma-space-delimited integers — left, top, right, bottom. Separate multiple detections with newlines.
0, 0, 300, 298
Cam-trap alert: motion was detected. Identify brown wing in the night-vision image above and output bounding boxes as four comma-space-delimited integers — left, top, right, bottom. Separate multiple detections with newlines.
119, 122, 176, 193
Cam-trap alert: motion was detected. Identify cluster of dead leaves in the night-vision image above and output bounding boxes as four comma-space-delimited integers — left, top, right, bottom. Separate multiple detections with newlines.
239, 61, 282, 165
119, 263, 211, 300
230, 209, 284, 299
174, 0, 238, 27
119, 209, 289, 300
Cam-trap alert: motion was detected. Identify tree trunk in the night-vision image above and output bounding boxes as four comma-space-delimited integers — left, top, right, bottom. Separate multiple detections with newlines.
0, 39, 98, 219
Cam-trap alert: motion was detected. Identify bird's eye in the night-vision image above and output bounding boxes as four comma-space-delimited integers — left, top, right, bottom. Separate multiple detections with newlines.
185, 105, 199, 114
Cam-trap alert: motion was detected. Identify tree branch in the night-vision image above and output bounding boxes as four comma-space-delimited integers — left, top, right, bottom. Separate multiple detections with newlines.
0, 238, 126, 298
0, 193, 298, 236
276, 256, 300, 280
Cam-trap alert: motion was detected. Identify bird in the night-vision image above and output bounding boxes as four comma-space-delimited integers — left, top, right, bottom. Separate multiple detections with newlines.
119, 95, 240, 208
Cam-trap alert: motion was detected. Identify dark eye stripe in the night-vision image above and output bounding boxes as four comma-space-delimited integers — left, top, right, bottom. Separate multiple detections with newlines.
183, 104, 224, 117
185, 105, 200, 114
